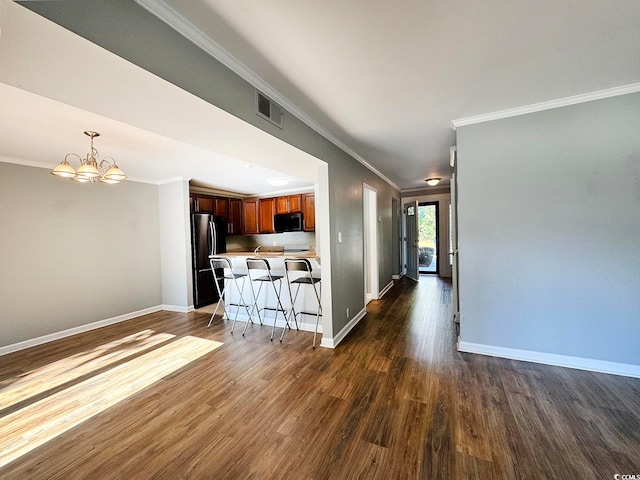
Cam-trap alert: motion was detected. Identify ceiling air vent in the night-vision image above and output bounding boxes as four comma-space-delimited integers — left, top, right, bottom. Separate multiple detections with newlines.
256, 90, 283, 129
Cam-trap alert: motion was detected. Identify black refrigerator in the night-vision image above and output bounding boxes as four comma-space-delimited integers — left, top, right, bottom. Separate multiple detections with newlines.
191, 213, 227, 308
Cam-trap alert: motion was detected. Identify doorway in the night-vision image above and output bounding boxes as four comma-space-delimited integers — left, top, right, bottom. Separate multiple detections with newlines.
418, 202, 438, 274
363, 184, 378, 303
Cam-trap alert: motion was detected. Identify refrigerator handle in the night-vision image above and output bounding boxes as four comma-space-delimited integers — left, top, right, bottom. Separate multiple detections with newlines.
209, 220, 217, 256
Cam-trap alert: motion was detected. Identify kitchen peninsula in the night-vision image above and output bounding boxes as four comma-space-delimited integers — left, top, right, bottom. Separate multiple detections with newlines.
211, 250, 322, 335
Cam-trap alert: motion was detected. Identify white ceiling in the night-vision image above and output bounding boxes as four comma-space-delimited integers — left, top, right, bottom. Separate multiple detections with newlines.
149, 0, 640, 190
0, 83, 313, 195
3, 1, 640, 194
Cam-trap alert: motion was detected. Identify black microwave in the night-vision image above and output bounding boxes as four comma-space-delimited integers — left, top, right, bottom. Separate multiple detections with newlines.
274, 212, 303, 232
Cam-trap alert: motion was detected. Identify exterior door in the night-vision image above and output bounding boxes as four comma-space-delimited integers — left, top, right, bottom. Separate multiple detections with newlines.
418, 202, 438, 274
405, 201, 419, 281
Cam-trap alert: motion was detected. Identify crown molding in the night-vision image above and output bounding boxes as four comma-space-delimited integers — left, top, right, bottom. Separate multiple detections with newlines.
451, 82, 640, 130
133, 0, 400, 192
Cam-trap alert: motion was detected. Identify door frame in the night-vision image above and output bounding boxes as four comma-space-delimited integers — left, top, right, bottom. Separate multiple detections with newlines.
418, 201, 439, 275
403, 200, 419, 281
363, 183, 379, 303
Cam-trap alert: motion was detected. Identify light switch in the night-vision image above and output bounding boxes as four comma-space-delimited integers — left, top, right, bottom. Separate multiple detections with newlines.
338, 232, 342, 243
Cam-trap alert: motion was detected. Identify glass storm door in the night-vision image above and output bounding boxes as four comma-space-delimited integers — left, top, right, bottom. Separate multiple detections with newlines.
405, 201, 419, 281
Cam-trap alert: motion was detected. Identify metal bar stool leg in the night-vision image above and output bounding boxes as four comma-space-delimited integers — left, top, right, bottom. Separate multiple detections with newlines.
281, 281, 301, 342
207, 259, 229, 328
273, 278, 290, 342
284, 258, 322, 348
244, 278, 264, 336
245, 258, 287, 341
231, 276, 252, 333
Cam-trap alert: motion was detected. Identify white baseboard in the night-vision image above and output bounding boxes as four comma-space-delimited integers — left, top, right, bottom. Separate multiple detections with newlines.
392, 274, 402, 280
322, 307, 367, 348
457, 341, 640, 378
378, 281, 394, 299
162, 304, 194, 313
0, 305, 163, 357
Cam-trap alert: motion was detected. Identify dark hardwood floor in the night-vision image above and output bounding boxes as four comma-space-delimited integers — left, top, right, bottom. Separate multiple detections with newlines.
1, 277, 639, 479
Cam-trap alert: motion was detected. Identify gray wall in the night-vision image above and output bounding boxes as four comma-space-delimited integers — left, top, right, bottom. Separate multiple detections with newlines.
0, 163, 162, 348
19, 0, 400, 339
456, 92, 640, 366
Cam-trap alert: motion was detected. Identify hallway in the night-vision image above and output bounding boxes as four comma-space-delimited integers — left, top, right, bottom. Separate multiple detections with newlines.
1, 277, 639, 478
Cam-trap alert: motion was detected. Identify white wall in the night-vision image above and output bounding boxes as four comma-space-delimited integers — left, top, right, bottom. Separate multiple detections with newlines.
0, 162, 162, 349
158, 179, 193, 311
456, 92, 640, 374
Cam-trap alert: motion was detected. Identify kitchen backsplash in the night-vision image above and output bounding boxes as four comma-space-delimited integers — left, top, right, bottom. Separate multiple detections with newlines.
226, 231, 315, 252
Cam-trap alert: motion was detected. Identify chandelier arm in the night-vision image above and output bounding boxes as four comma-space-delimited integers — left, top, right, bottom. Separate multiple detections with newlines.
99, 157, 116, 170
64, 153, 82, 167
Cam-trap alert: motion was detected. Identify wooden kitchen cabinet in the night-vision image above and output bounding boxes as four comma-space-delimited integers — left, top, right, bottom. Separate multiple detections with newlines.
275, 196, 288, 214
193, 194, 214, 213
228, 198, 242, 235
259, 198, 275, 233
303, 193, 315, 231
243, 199, 259, 235
288, 194, 302, 212
275, 194, 302, 214
214, 197, 228, 220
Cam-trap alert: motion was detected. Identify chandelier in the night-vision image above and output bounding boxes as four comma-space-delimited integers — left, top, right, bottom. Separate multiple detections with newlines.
51, 131, 127, 184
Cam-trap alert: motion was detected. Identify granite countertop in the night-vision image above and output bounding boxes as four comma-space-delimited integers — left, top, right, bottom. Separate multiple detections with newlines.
223, 250, 319, 259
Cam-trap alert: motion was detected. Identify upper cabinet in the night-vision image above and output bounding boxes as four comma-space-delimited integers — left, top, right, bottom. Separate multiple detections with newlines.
193, 194, 214, 213
259, 198, 275, 234
275, 196, 288, 214
243, 198, 259, 235
303, 193, 315, 231
196, 191, 315, 236
229, 198, 242, 236
289, 194, 302, 213
214, 197, 228, 219
191, 193, 243, 235
275, 194, 302, 214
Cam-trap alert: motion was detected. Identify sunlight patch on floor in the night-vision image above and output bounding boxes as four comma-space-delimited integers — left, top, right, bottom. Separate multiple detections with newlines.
0, 330, 175, 410
0, 336, 223, 468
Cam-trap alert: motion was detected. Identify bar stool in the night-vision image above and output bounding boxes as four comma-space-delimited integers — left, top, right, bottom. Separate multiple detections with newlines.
245, 257, 292, 341
208, 256, 252, 333
284, 258, 322, 348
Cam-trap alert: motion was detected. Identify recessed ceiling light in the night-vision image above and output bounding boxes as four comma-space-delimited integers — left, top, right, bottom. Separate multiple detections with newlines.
243, 164, 253, 168
267, 178, 289, 187
425, 178, 441, 186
